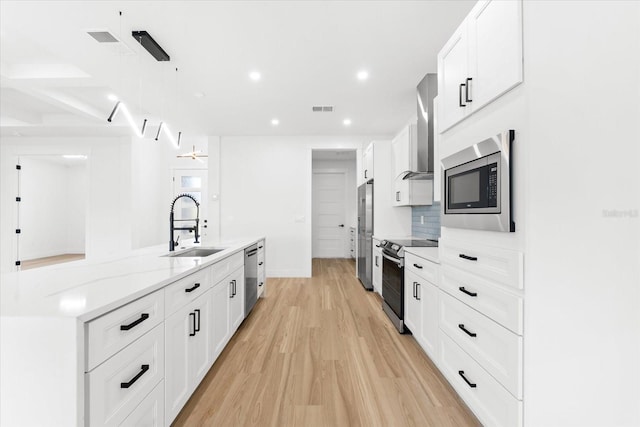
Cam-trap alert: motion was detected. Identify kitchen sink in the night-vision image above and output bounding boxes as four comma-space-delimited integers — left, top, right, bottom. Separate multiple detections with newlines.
164, 247, 226, 257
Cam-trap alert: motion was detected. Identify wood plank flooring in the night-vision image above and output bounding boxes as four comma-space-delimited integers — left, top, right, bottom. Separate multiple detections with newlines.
20, 253, 85, 270
173, 258, 480, 427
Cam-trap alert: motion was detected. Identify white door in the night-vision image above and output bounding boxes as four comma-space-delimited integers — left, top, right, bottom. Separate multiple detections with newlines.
312, 172, 346, 258
210, 280, 230, 362
229, 268, 245, 333
172, 169, 208, 244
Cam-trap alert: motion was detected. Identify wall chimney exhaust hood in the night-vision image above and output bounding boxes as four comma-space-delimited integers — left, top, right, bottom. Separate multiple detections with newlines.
401, 73, 437, 180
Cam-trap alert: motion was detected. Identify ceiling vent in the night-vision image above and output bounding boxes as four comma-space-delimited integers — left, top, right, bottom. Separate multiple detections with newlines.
312, 106, 334, 112
87, 31, 119, 43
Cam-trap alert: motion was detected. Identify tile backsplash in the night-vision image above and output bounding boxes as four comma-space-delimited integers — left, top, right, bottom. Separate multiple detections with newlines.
412, 202, 441, 240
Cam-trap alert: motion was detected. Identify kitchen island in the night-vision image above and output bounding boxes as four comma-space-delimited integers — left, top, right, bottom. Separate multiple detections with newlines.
0, 237, 266, 426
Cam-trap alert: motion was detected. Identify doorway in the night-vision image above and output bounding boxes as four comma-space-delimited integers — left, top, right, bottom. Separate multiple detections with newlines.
311, 150, 357, 262
172, 168, 209, 245
17, 155, 88, 270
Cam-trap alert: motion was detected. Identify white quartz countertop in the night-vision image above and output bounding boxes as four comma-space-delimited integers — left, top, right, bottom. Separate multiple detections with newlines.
403, 246, 440, 264
0, 237, 263, 321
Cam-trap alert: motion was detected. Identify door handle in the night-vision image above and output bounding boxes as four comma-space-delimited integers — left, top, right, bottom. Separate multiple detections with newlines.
364, 169, 368, 179
459, 286, 478, 297
465, 77, 473, 102
189, 312, 196, 336
338, 224, 344, 227
184, 282, 200, 293
459, 254, 478, 261
413, 281, 417, 299
195, 309, 201, 333
229, 281, 235, 298
416, 282, 421, 300
458, 370, 477, 388
459, 83, 466, 107
458, 324, 477, 337
396, 191, 400, 202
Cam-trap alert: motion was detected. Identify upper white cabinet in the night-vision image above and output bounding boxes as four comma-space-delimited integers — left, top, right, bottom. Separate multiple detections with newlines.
362, 142, 374, 183
391, 123, 433, 206
438, 0, 523, 132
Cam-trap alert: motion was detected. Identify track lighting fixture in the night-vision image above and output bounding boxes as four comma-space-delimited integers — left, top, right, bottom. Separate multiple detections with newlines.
140, 119, 147, 136
155, 122, 164, 141
107, 101, 121, 122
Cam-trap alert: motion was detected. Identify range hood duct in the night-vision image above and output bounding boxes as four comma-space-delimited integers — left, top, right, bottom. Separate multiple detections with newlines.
402, 73, 437, 180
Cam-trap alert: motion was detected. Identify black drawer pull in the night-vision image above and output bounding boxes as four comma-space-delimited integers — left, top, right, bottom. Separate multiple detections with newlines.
259, 281, 264, 287
189, 312, 196, 336
413, 263, 423, 269
458, 370, 476, 388
416, 282, 421, 301
459, 254, 478, 261
194, 309, 201, 332
121, 364, 149, 388
259, 262, 264, 266
459, 287, 478, 297
465, 77, 473, 102
458, 324, 477, 337
185, 283, 201, 293
459, 83, 466, 107
120, 313, 149, 331
258, 245, 263, 249
413, 281, 417, 299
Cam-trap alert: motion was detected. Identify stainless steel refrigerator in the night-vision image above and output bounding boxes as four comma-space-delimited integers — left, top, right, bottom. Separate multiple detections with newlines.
357, 182, 373, 290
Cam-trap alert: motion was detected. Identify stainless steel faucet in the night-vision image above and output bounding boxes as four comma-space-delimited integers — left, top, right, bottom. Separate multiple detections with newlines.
169, 194, 200, 251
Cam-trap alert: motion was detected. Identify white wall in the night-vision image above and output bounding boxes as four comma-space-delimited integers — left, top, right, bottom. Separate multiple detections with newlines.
219, 135, 377, 277
18, 157, 87, 260
438, 1, 640, 425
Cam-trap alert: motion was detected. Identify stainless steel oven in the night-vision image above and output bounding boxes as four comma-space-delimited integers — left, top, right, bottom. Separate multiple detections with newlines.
442, 130, 515, 232
380, 239, 438, 333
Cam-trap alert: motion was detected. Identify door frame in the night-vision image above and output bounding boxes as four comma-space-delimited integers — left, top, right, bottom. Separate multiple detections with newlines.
311, 168, 350, 259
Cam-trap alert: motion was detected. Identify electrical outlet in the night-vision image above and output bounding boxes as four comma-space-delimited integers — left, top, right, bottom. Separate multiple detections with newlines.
421, 215, 424, 224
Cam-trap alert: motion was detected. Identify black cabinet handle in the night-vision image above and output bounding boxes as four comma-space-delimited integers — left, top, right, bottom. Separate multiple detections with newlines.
416, 282, 421, 301
185, 283, 200, 293
396, 191, 400, 202
459, 83, 466, 107
120, 313, 149, 331
459, 286, 478, 297
230, 280, 235, 298
413, 263, 423, 269
458, 370, 477, 388
259, 245, 263, 249
259, 262, 264, 266
465, 77, 473, 102
338, 224, 345, 228
459, 254, 478, 261
259, 281, 264, 287
120, 364, 150, 389
375, 256, 379, 267
413, 281, 417, 299
233, 279, 237, 296
195, 309, 201, 333
189, 312, 196, 336
375, 244, 381, 248
364, 169, 368, 179
458, 324, 477, 337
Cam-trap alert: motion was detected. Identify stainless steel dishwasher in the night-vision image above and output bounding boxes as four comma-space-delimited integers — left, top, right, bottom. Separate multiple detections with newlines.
244, 244, 258, 316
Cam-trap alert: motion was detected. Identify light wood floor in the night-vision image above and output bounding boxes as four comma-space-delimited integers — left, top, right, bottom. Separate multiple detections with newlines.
173, 258, 480, 427
20, 253, 85, 270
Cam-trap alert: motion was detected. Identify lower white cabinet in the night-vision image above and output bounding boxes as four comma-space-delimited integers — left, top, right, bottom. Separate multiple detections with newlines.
87, 324, 165, 427
210, 275, 231, 362
404, 269, 439, 362
257, 240, 266, 297
165, 289, 213, 425
372, 238, 382, 295
121, 380, 165, 427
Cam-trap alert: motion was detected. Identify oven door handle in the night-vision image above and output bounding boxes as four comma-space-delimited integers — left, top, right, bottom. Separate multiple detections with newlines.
382, 252, 403, 268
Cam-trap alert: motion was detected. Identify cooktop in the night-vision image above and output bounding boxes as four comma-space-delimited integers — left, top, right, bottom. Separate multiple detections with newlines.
385, 239, 439, 248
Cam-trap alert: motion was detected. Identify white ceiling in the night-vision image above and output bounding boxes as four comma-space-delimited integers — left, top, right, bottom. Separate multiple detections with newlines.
0, 1, 474, 139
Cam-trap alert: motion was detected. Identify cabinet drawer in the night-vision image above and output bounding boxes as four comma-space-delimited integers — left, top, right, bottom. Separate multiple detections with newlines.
86, 290, 164, 371
210, 252, 244, 286
439, 331, 522, 427
440, 238, 523, 289
405, 253, 438, 284
439, 290, 522, 398
164, 268, 209, 316
120, 380, 164, 427
87, 324, 164, 427
441, 265, 523, 334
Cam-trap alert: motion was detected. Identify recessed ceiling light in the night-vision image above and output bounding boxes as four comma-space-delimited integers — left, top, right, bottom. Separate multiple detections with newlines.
271, 119, 279, 126
249, 71, 261, 81
343, 119, 352, 126
107, 93, 118, 101
357, 70, 369, 81
194, 92, 205, 98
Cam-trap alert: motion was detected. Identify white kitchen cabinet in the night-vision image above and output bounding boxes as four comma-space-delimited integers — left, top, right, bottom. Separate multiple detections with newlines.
120, 380, 165, 427
210, 273, 231, 361
363, 142, 374, 182
165, 289, 213, 425
228, 267, 245, 333
391, 123, 433, 206
437, 0, 523, 132
372, 238, 382, 295
257, 240, 266, 297
404, 253, 439, 362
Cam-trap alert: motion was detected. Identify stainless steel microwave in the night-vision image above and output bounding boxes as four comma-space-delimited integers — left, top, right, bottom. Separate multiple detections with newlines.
441, 130, 515, 232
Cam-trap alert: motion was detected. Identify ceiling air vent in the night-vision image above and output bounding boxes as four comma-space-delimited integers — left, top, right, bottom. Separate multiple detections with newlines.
312, 106, 334, 112
87, 31, 119, 43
